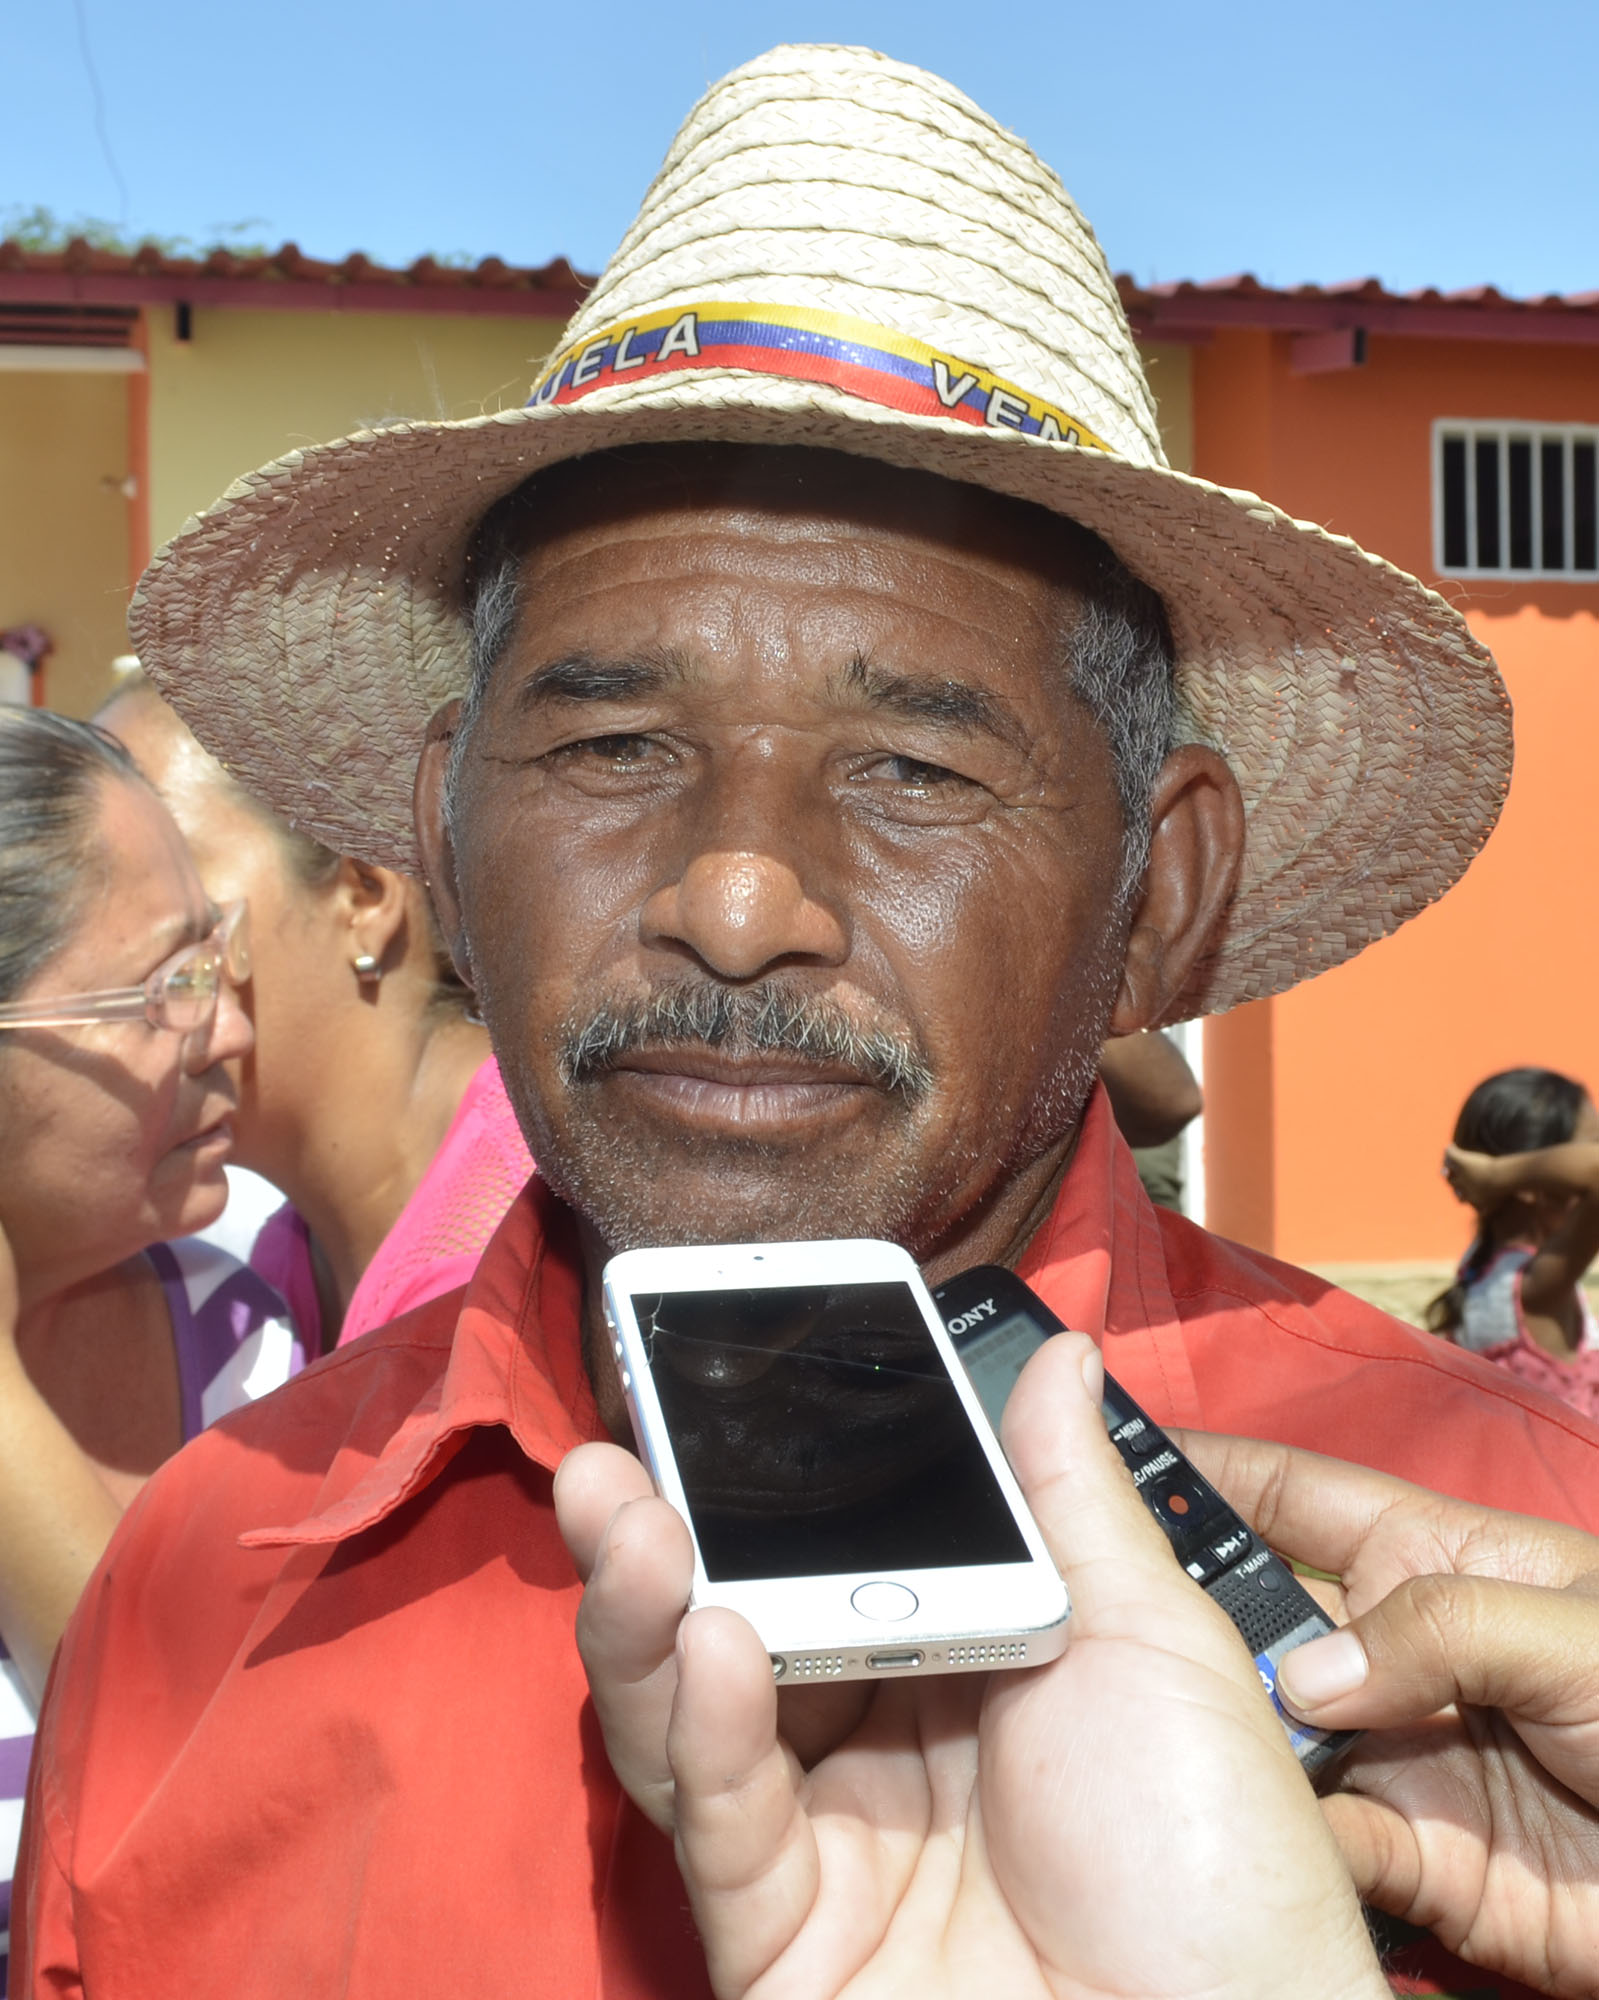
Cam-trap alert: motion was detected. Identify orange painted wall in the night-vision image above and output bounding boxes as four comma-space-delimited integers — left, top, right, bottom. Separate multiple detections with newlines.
1195, 329, 1599, 1261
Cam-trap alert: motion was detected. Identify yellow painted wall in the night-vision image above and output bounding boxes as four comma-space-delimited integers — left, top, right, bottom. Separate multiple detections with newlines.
1137, 340, 1193, 474
0, 369, 134, 716
145, 305, 569, 549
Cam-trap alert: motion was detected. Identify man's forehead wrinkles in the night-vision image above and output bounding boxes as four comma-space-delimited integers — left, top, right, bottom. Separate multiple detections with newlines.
519, 551, 1064, 666
507, 510, 1073, 737
518, 507, 1059, 597
527, 525, 893, 594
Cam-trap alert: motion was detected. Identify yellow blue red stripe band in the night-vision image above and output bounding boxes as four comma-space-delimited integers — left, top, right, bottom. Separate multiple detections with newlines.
526, 301, 1113, 452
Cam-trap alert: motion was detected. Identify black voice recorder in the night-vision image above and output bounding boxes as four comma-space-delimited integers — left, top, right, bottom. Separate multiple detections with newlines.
932, 1265, 1357, 1780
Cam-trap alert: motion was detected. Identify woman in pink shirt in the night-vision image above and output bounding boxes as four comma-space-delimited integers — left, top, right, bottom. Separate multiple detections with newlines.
101, 676, 532, 1354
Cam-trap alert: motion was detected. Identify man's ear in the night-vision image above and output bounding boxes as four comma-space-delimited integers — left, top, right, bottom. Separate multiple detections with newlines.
1109, 744, 1244, 1034
414, 699, 470, 984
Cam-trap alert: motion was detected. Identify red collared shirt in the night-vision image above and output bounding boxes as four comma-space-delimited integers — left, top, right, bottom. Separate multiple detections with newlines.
16, 1091, 1599, 1997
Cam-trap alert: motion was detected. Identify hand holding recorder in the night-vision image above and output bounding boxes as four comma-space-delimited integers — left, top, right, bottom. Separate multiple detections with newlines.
556, 1319, 1388, 2000
1186, 1433, 1599, 1998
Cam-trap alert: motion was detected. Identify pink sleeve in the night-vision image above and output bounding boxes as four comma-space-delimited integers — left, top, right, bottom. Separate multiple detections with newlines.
340, 1060, 533, 1346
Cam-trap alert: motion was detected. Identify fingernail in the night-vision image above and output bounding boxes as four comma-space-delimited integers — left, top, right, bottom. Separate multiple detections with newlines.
1079, 1340, 1104, 1401
1278, 1628, 1367, 1710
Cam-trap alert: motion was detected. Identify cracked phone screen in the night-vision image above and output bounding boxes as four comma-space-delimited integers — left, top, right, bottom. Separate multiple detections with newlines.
632, 1281, 1029, 1582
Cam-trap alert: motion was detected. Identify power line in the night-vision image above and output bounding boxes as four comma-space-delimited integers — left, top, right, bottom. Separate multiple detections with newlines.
71, 0, 130, 230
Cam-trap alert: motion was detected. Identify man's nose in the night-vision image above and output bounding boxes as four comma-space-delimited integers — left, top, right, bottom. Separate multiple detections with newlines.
640, 849, 849, 980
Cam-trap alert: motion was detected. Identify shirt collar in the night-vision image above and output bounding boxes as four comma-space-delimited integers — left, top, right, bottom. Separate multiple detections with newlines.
242, 1179, 600, 1551
1022, 1084, 1201, 1421
245, 1082, 1190, 1553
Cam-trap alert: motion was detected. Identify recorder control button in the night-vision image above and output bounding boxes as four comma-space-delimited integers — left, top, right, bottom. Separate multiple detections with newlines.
850, 1581, 920, 1622
1207, 1528, 1253, 1569
1257, 1564, 1284, 1592
1184, 1548, 1224, 1586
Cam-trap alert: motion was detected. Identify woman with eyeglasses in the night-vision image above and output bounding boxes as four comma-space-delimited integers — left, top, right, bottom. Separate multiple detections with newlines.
98, 674, 531, 1355
0, 708, 300, 1978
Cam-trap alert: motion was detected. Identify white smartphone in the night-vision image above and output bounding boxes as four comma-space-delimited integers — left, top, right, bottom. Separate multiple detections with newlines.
601, 1238, 1070, 1684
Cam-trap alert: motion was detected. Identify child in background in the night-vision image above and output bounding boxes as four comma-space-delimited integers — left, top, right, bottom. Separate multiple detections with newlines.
1430, 1066, 1599, 1417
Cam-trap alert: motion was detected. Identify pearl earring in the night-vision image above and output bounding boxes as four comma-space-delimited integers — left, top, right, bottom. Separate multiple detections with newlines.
353, 953, 383, 987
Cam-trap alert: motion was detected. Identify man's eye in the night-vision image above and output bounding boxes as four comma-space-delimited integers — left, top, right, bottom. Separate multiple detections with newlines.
875, 755, 965, 789
846, 751, 993, 826
553, 733, 659, 767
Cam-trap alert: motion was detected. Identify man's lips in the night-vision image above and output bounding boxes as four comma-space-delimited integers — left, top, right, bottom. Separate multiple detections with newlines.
615, 1046, 871, 1087
602, 1046, 877, 1133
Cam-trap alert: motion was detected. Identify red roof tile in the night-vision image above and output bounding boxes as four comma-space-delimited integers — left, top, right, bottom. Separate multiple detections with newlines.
1120, 272, 1599, 344
3, 241, 1596, 345
0, 239, 593, 320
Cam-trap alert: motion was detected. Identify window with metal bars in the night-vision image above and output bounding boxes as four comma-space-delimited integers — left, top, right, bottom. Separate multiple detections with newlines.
1436, 421, 1599, 579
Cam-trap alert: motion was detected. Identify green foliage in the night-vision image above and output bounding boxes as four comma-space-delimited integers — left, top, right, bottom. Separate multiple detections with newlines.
0, 205, 491, 268
0, 204, 274, 258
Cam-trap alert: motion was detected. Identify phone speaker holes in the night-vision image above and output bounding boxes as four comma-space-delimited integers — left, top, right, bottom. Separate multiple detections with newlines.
788, 1655, 846, 1678
946, 1641, 1028, 1667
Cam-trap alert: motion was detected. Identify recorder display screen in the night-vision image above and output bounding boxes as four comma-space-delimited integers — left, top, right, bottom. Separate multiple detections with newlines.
631, 1281, 1031, 1582
958, 1311, 1130, 1438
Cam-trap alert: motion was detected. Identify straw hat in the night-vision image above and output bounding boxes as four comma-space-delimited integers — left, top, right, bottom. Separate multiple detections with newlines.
129, 42, 1510, 1021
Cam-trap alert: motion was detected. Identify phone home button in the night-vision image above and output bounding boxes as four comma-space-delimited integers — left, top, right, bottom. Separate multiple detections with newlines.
851, 1580, 919, 1622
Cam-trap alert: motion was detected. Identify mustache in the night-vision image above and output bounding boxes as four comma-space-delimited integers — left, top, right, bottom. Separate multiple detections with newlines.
557, 981, 935, 1101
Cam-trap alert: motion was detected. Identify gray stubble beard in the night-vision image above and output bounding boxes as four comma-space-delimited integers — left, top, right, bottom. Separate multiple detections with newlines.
527, 977, 940, 1253
499, 953, 1120, 1260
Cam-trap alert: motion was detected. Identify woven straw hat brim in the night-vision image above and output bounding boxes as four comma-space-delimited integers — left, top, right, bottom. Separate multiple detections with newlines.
130, 371, 1509, 1023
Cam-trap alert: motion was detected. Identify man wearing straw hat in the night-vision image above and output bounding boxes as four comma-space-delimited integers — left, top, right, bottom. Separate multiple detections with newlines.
14, 43, 1599, 2000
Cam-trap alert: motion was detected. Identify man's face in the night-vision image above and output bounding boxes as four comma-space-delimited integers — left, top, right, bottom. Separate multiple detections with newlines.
443, 448, 1132, 1263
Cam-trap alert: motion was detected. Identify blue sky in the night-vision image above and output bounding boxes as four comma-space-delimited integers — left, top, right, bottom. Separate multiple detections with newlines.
7, 0, 1597, 296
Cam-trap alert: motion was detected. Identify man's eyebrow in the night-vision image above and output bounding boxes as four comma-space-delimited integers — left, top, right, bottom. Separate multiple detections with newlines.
829, 654, 1031, 753
513, 651, 692, 709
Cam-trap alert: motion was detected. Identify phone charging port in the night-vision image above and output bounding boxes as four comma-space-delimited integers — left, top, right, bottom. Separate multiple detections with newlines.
866, 1648, 925, 1671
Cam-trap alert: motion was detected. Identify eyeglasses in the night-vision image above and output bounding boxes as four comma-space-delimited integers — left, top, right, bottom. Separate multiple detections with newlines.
0, 901, 251, 1036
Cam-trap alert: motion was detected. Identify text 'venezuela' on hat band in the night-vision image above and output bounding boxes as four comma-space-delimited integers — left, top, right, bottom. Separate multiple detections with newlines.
525, 301, 1114, 451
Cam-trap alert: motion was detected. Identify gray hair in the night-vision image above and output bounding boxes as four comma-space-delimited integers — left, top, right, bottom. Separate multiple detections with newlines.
450, 453, 1176, 903
1059, 556, 1178, 903
0, 707, 148, 1004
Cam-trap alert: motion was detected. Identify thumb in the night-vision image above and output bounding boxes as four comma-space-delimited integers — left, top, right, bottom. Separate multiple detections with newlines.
1001, 1334, 1246, 1655
1278, 1571, 1599, 1750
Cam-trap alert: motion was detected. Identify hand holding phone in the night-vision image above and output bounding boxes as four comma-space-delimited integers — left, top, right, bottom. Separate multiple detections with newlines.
555, 1326, 1389, 2000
